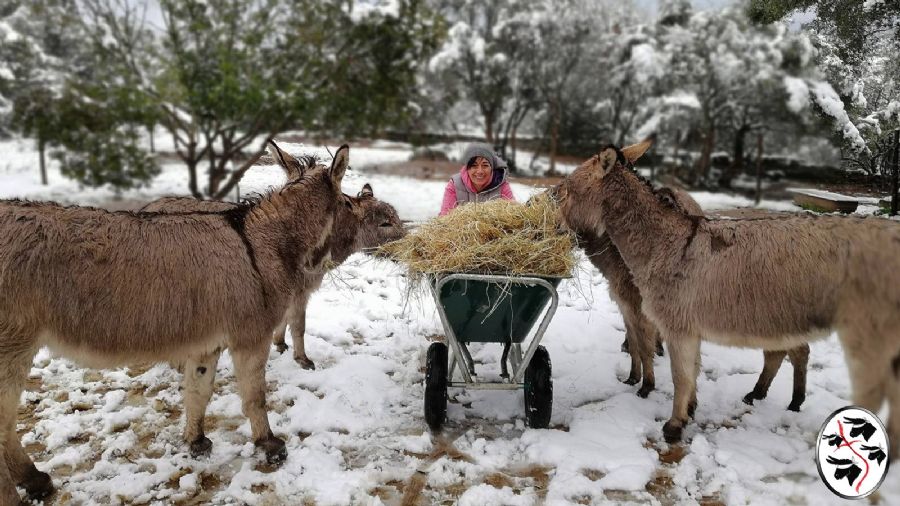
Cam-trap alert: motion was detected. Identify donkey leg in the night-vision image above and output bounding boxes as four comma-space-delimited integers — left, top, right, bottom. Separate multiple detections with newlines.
0, 344, 47, 504
687, 344, 701, 419
635, 325, 658, 399
622, 322, 641, 386
743, 350, 786, 406
887, 352, 900, 460
0, 401, 21, 506
182, 348, 222, 457
272, 320, 289, 355
231, 343, 286, 464
5, 431, 52, 501
663, 334, 701, 444
785, 345, 810, 412
288, 293, 314, 370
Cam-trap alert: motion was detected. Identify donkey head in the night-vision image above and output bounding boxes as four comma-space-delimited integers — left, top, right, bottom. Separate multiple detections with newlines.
353, 183, 406, 253
558, 140, 652, 236
267, 141, 349, 273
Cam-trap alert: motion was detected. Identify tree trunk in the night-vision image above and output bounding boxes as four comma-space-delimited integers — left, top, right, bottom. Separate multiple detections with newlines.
484, 110, 495, 144
697, 126, 716, 186
547, 99, 560, 176
672, 128, 682, 176
38, 136, 48, 186
755, 133, 764, 205
722, 124, 749, 189
187, 160, 201, 199
511, 125, 518, 172
148, 125, 155, 153
892, 129, 899, 216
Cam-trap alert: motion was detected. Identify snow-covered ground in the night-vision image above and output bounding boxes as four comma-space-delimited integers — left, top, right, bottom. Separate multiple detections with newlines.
3, 138, 898, 505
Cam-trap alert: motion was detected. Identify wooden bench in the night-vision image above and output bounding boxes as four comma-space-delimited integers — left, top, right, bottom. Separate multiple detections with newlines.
788, 188, 859, 213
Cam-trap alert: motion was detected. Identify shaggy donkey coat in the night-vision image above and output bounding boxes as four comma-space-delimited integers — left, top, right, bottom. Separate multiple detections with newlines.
144, 176, 406, 369
559, 141, 900, 452
0, 144, 350, 504
551, 183, 809, 408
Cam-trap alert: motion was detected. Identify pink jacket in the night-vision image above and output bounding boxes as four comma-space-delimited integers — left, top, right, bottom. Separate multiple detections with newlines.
439, 166, 515, 216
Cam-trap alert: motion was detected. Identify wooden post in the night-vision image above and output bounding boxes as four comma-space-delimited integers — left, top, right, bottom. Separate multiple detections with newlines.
892, 129, 899, 216
755, 133, 764, 205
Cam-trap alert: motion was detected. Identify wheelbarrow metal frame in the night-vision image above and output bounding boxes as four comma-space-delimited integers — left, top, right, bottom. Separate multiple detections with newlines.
430, 273, 560, 388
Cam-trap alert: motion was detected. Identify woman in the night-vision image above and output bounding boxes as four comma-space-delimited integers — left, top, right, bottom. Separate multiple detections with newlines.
439, 143, 515, 216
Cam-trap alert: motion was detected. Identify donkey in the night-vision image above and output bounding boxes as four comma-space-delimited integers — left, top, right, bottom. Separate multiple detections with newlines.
0, 144, 350, 504
143, 168, 406, 370
551, 183, 810, 409
558, 141, 900, 451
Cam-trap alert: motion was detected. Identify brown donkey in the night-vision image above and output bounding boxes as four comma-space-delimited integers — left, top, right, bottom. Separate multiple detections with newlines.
144, 174, 406, 370
551, 184, 810, 408
558, 141, 900, 451
0, 144, 351, 504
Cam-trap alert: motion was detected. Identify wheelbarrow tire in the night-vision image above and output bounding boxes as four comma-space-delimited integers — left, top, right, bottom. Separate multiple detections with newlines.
524, 345, 552, 429
424, 342, 449, 431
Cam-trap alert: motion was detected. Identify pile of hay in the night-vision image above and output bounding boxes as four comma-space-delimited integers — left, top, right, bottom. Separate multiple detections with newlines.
380, 193, 576, 277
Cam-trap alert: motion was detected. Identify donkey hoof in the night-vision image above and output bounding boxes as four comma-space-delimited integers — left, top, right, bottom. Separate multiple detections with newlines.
742, 393, 755, 406
787, 400, 803, 412
637, 384, 654, 398
257, 436, 287, 465
662, 422, 683, 444
622, 376, 640, 386
274, 343, 289, 354
190, 436, 213, 457
21, 466, 54, 500
295, 357, 316, 370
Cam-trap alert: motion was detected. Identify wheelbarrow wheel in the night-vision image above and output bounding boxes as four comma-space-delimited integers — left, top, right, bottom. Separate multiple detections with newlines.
424, 342, 449, 431
524, 346, 552, 429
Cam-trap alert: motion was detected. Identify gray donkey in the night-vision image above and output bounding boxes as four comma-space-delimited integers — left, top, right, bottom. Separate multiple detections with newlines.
550, 183, 809, 410
143, 154, 406, 369
559, 141, 900, 451
0, 143, 351, 504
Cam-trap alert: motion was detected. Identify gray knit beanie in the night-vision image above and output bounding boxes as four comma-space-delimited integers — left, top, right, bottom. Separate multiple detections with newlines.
462, 143, 496, 170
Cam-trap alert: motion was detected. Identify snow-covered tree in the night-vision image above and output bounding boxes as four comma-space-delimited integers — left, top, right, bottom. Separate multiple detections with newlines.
426, 0, 534, 149
653, 5, 857, 186
0, 0, 90, 184
74, 0, 439, 199
750, 0, 899, 210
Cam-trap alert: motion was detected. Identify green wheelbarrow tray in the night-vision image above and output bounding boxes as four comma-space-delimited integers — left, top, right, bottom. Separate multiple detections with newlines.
434, 274, 562, 344
429, 272, 563, 387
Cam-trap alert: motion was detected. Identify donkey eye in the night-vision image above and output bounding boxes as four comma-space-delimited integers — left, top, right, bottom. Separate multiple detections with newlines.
379, 222, 392, 227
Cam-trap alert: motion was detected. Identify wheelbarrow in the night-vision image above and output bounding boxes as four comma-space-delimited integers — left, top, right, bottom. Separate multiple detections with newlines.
424, 273, 562, 431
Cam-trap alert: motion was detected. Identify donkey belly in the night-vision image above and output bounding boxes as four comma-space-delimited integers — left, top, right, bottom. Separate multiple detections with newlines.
38, 327, 227, 369
699, 328, 830, 351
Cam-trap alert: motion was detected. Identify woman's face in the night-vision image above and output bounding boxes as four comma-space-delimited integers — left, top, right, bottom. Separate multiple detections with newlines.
467, 156, 492, 190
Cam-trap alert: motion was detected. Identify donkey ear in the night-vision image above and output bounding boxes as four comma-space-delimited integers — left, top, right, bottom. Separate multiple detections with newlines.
596, 147, 619, 175
330, 144, 349, 188
621, 138, 653, 165
268, 140, 303, 180
358, 183, 374, 198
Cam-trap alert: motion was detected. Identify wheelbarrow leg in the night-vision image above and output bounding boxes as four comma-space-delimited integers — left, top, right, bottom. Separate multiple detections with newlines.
458, 342, 477, 377
500, 341, 511, 379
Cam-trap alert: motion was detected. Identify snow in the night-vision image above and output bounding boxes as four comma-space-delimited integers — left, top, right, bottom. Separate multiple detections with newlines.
787, 188, 858, 202
2, 139, 898, 504
783, 76, 810, 113
809, 81, 867, 152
